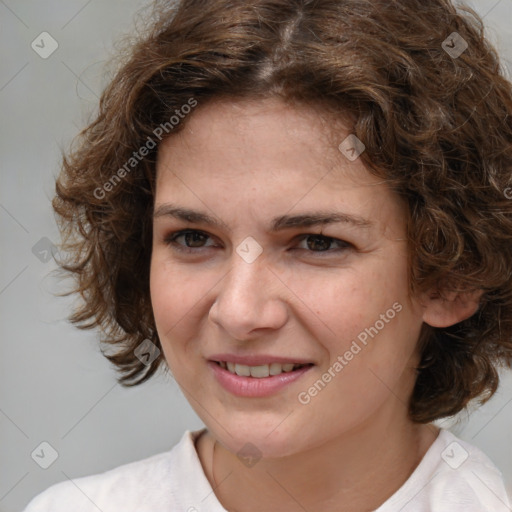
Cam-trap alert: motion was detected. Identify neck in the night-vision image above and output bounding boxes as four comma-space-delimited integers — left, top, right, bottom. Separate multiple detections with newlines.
197, 414, 439, 512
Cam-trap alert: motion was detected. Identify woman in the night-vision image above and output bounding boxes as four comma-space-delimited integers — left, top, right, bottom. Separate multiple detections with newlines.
25, 0, 512, 510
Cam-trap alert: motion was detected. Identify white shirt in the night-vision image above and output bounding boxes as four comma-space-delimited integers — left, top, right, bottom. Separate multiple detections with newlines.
23, 428, 511, 512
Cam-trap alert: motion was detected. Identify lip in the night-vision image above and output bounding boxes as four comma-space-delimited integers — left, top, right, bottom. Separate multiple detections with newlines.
208, 353, 314, 366
208, 360, 314, 398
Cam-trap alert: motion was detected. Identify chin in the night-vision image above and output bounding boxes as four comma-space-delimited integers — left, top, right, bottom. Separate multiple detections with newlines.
207, 416, 311, 460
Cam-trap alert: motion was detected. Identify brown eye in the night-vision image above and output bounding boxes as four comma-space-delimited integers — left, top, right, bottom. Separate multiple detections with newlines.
163, 230, 351, 257
164, 229, 216, 252
295, 234, 351, 254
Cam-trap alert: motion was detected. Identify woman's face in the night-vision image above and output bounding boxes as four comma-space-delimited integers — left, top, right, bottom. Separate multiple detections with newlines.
150, 97, 427, 457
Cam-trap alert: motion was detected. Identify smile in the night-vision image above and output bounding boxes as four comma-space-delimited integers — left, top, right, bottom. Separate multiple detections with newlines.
213, 361, 312, 378
208, 360, 314, 398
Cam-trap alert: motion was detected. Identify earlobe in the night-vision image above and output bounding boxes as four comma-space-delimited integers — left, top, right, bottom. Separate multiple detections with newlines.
420, 288, 484, 328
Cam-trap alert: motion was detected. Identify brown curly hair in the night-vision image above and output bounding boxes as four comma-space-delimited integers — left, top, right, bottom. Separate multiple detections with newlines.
53, 0, 512, 423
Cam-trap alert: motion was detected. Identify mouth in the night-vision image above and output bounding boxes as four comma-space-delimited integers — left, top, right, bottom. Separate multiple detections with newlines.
212, 360, 314, 378
208, 358, 315, 397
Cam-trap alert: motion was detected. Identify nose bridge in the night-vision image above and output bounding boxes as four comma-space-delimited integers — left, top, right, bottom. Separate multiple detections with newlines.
209, 246, 288, 337
222, 233, 270, 298
221, 250, 272, 310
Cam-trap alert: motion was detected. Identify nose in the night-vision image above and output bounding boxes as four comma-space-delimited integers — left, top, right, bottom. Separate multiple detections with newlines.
208, 252, 289, 341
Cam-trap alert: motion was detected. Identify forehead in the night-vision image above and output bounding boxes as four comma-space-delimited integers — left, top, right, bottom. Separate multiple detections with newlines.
157, 97, 353, 178
154, 98, 406, 237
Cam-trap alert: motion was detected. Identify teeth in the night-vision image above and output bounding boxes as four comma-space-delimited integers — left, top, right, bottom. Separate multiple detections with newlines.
220, 362, 307, 378
250, 365, 269, 378
234, 363, 250, 376
269, 362, 283, 375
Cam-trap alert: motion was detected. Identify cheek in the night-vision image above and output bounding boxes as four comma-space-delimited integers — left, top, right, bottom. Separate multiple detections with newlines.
295, 263, 409, 348
150, 260, 173, 332
149, 256, 215, 360
149, 268, 190, 374
149, 258, 194, 342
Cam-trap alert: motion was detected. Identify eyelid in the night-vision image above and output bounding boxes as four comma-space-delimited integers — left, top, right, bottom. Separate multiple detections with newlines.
163, 228, 353, 255
163, 229, 219, 249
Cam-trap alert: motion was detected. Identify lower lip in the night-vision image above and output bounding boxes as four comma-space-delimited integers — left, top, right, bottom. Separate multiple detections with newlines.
208, 361, 313, 397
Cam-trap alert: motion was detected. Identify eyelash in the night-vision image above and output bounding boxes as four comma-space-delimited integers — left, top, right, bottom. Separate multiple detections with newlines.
163, 229, 352, 256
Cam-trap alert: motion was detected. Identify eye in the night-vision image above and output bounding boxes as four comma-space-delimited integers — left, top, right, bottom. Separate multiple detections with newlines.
163, 229, 351, 256
293, 233, 352, 255
163, 229, 217, 253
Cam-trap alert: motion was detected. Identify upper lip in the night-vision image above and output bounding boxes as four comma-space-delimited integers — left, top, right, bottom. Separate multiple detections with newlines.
208, 354, 314, 366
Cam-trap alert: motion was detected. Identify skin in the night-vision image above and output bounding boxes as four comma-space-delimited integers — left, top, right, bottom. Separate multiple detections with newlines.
149, 97, 480, 511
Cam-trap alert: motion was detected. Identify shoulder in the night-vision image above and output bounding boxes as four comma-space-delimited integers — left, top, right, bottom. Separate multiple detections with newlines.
22, 430, 202, 512
431, 430, 511, 510
378, 428, 511, 512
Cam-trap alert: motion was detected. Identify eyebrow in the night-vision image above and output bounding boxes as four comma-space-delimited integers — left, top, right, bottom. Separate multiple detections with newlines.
153, 204, 374, 232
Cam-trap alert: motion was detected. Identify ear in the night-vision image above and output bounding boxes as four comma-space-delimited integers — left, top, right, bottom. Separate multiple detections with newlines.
420, 287, 484, 328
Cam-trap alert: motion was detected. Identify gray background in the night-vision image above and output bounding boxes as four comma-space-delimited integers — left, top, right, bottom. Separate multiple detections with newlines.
1, 1, 512, 510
